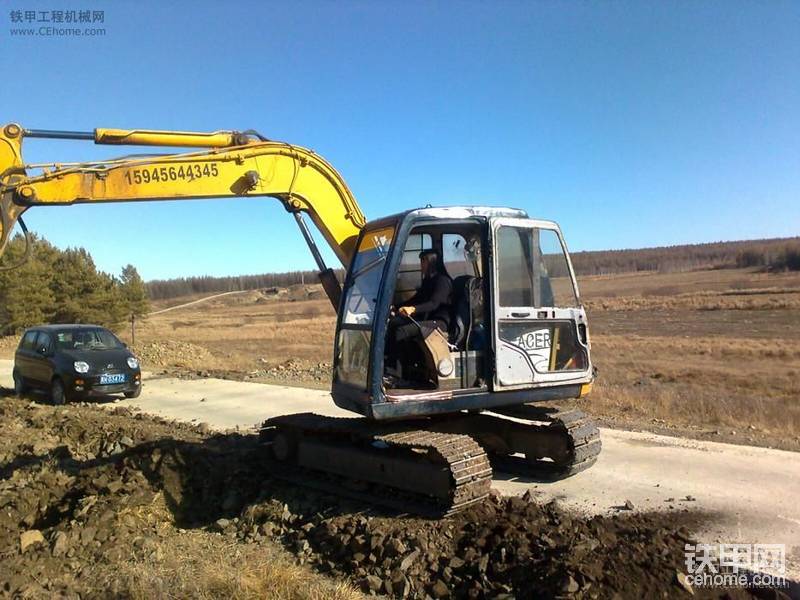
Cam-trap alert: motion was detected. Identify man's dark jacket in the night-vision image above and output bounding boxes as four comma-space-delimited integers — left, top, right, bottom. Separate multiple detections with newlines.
406, 272, 453, 330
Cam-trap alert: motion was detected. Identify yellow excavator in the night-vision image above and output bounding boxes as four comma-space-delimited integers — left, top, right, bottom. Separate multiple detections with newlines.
0, 123, 600, 516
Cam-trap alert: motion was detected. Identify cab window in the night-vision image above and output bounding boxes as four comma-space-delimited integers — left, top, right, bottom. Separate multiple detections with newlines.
342, 226, 395, 326
539, 229, 578, 307
496, 226, 578, 308
442, 233, 473, 278
395, 232, 432, 303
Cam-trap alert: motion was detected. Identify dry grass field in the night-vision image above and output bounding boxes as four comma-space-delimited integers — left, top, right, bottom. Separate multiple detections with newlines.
141, 285, 337, 374
574, 268, 800, 449
1, 267, 798, 450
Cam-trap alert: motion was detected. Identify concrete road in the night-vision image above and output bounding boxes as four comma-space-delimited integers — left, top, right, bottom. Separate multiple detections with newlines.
1, 359, 797, 576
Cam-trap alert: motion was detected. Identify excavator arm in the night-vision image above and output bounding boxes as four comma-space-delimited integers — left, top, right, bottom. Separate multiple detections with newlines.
0, 123, 366, 304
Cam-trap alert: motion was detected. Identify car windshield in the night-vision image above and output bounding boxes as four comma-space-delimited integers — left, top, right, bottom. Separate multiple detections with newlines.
55, 329, 124, 351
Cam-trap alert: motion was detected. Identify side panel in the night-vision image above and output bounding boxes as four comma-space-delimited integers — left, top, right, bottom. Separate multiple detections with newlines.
489, 218, 593, 391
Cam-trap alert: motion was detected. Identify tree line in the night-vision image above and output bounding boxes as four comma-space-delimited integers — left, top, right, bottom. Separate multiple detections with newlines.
146, 237, 800, 301
0, 234, 150, 335
569, 237, 800, 276
2, 234, 796, 330
734, 246, 800, 271
146, 270, 344, 300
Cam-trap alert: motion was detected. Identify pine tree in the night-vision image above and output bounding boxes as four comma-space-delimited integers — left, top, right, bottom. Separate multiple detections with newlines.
119, 264, 150, 319
0, 234, 57, 334
49, 248, 126, 329
0, 234, 147, 335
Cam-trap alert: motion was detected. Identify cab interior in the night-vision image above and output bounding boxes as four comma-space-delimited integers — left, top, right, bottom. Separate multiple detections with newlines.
383, 222, 489, 395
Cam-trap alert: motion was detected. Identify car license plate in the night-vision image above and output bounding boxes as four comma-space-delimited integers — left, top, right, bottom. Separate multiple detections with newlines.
100, 373, 126, 385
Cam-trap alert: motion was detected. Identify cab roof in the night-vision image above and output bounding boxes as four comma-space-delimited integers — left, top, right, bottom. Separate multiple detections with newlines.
408, 206, 528, 220
366, 206, 528, 229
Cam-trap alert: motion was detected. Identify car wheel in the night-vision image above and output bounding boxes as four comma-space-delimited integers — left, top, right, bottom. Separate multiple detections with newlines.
123, 385, 142, 399
50, 378, 67, 406
12, 369, 26, 396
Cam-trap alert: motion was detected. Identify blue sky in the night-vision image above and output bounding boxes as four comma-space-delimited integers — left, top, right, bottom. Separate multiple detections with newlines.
2, 0, 798, 280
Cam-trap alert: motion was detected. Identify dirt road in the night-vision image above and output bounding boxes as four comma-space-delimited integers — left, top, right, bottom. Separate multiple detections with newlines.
1, 359, 797, 578
150, 290, 251, 315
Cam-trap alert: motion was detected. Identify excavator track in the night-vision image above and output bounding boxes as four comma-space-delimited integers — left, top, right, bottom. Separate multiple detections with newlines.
429, 405, 601, 482
484, 406, 602, 480
259, 413, 493, 518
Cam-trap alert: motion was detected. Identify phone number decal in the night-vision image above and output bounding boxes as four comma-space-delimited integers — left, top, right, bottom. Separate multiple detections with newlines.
124, 163, 219, 184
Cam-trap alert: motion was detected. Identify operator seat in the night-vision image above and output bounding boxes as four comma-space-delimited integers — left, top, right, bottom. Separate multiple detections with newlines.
449, 275, 481, 349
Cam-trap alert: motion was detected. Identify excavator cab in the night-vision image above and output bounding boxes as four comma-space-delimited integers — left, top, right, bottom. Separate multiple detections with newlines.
331, 207, 594, 420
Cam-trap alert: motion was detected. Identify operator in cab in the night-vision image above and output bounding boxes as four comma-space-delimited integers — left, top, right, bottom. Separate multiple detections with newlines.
385, 249, 452, 385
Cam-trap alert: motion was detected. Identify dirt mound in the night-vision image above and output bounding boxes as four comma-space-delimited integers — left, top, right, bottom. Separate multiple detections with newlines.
257, 286, 288, 302
0, 395, 784, 599
0, 398, 203, 596
250, 359, 332, 383
207, 290, 268, 307
132, 339, 216, 368
230, 494, 768, 599
177, 359, 334, 387
286, 283, 326, 302
0, 396, 354, 598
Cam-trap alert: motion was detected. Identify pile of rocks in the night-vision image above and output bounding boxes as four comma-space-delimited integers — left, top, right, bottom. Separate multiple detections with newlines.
132, 339, 215, 368
247, 359, 332, 383
286, 284, 325, 302
225, 491, 748, 599
0, 397, 774, 599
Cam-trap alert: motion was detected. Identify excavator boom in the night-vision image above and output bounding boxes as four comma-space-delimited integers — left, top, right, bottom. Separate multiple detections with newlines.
0, 123, 366, 279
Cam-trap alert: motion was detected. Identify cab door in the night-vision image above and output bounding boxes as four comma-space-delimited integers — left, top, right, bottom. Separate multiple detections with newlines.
490, 218, 592, 390
332, 222, 397, 412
